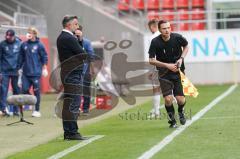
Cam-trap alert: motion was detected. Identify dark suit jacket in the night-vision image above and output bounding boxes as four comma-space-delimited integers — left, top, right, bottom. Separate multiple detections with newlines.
57, 31, 87, 94
57, 30, 88, 72
57, 31, 85, 63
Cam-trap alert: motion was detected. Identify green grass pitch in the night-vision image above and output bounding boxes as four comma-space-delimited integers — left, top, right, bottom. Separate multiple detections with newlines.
7, 84, 240, 159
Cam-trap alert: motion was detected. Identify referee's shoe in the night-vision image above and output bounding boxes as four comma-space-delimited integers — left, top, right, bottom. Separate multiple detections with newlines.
168, 120, 177, 128
179, 112, 186, 125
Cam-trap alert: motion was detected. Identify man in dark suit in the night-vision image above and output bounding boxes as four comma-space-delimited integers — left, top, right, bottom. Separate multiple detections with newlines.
57, 15, 88, 140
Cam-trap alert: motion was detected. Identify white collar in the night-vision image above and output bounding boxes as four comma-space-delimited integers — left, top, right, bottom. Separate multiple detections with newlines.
62, 29, 73, 36
153, 31, 160, 37
150, 31, 160, 40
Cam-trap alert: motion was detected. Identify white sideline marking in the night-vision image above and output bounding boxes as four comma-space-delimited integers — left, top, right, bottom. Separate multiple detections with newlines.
138, 84, 237, 159
48, 135, 104, 159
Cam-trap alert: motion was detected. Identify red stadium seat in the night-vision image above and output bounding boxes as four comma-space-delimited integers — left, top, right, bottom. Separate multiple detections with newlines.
147, 0, 160, 10
191, 22, 205, 30
178, 23, 189, 30
177, 8, 189, 20
171, 24, 177, 31
176, 0, 189, 8
147, 10, 160, 20
161, 9, 175, 21
118, 0, 130, 12
191, 8, 205, 20
192, 0, 205, 8
162, 0, 174, 9
132, 0, 145, 11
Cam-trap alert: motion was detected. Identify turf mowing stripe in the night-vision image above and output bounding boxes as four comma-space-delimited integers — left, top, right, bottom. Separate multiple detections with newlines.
47, 135, 104, 159
138, 84, 237, 159
200, 116, 240, 120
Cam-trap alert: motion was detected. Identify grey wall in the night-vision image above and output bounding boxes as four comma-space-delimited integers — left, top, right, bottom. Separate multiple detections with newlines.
19, 0, 145, 62
185, 62, 240, 84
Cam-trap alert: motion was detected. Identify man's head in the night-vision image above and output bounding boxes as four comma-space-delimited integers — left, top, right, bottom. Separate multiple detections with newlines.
5, 29, 15, 43
148, 19, 159, 34
26, 27, 39, 41
158, 20, 171, 39
62, 15, 79, 33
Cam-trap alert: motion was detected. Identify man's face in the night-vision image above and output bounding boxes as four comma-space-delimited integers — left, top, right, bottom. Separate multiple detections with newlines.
159, 22, 171, 38
149, 25, 158, 34
5, 34, 15, 43
26, 31, 36, 41
69, 19, 79, 33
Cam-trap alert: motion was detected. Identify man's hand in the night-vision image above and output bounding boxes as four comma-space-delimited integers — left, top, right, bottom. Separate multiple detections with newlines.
18, 69, 23, 76
175, 58, 183, 68
17, 76, 22, 88
166, 63, 179, 72
89, 64, 98, 80
89, 69, 94, 79
148, 72, 153, 80
42, 65, 48, 77
75, 30, 83, 41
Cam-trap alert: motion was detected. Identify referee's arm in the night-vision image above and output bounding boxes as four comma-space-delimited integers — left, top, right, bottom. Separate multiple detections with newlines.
181, 45, 189, 59
149, 58, 179, 73
149, 58, 168, 68
176, 44, 189, 68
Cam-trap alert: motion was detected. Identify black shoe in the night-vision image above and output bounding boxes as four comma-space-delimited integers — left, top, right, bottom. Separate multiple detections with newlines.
64, 133, 88, 140
179, 112, 186, 125
168, 120, 177, 128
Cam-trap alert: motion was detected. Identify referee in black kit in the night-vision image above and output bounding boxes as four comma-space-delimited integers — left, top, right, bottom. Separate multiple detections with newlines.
57, 15, 88, 140
148, 20, 189, 128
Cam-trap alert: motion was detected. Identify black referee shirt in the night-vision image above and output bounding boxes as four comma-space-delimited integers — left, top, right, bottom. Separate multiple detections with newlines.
148, 33, 188, 73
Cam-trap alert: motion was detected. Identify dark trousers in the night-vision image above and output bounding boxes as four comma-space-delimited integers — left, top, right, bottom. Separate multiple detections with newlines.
0, 74, 20, 112
22, 75, 41, 111
61, 69, 83, 136
82, 73, 91, 113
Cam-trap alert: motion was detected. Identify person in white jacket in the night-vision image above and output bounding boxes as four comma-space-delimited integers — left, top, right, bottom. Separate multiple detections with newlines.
147, 19, 161, 118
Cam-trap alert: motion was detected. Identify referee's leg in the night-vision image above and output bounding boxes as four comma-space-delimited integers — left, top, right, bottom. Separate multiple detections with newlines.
164, 95, 177, 127
159, 78, 177, 128
173, 76, 186, 125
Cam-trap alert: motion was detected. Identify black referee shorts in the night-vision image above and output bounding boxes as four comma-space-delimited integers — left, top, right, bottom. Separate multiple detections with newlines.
159, 72, 184, 97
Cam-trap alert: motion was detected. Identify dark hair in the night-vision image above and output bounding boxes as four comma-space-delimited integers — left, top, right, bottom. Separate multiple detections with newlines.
148, 19, 158, 28
62, 15, 78, 28
158, 20, 168, 30
6, 29, 15, 36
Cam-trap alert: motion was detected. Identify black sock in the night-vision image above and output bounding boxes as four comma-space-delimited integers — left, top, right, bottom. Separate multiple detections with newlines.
165, 104, 175, 122
178, 101, 186, 113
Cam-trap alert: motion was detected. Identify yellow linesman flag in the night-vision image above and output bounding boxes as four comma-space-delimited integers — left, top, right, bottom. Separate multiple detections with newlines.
180, 71, 199, 98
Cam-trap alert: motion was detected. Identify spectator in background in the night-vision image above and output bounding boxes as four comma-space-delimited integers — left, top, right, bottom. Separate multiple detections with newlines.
0, 29, 22, 116
75, 25, 94, 115
18, 27, 48, 118
147, 19, 161, 118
